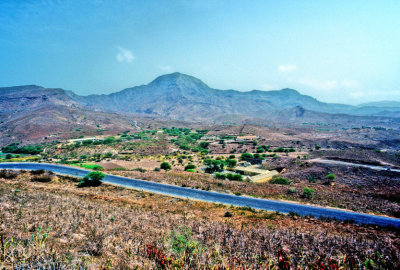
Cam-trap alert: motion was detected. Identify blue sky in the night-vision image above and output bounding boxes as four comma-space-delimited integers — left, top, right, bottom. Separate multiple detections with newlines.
0, 0, 399, 104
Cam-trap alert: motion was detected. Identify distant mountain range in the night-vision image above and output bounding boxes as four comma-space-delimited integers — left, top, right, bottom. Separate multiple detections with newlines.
1, 72, 400, 143
67, 72, 400, 120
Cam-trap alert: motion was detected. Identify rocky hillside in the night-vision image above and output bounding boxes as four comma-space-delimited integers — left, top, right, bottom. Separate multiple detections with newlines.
1, 73, 400, 144
72, 72, 400, 121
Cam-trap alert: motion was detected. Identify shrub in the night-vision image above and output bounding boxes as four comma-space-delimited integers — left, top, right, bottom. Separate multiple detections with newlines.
80, 164, 104, 171
77, 171, 105, 188
200, 149, 209, 155
288, 188, 298, 194
270, 176, 292, 185
179, 144, 191, 150
184, 164, 196, 171
225, 159, 237, 168
307, 175, 316, 183
226, 173, 244, 181
0, 169, 18, 179
186, 169, 196, 173
326, 173, 336, 181
204, 159, 224, 173
256, 146, 266, 153
240, 152, 254, 160
104, 152, 113, 158
160, 162, 172, 171
133, 168, 147, 173
303, 187, 315, 198
199, 142, 210, 149
168, 226, 201, 256
30, 169, 46, 175
215, 172, 226, 180
31, 175, 52, 182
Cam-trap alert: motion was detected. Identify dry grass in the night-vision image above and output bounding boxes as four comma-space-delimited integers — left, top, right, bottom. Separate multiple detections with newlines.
105, 165, 400, 217
0, 171, 399, 269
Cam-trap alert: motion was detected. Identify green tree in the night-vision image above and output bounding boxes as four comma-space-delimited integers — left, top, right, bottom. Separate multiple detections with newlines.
240, 152, 254, 160
184, 164, 196, 171
160, 162, 172, 171
78, 171, 105, 187
199, 142, 210, 149
204, 159, 224, 173
225, 159, 237, 168
200, 149, 209, 155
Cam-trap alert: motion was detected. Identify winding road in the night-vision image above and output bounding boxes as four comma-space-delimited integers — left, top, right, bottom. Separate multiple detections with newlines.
1, 162, 399, 228
310, 158, 400, 173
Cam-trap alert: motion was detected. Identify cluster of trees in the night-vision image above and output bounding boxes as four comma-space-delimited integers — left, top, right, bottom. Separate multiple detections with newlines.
203, 157, 237, 173
73, 137, 118, 148
2, 143, 43, 155
215, 172, 244, 181
164, 127, 212, 153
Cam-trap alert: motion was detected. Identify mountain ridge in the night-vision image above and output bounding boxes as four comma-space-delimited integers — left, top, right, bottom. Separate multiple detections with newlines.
2, 72, 400, 123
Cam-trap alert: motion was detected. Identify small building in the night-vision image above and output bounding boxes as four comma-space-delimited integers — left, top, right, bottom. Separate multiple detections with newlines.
235, 135, 259, 142
68, 137, 104, 144
201, 135, 220, 141
230, 165, 279, 183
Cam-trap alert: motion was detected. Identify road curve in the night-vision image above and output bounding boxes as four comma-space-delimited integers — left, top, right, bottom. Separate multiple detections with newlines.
310, 158, 400, 173
1, 162, 400, 228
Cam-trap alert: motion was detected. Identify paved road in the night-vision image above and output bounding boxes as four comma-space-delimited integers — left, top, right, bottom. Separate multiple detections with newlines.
1, 162, 400, 228
310, 158, 400, 173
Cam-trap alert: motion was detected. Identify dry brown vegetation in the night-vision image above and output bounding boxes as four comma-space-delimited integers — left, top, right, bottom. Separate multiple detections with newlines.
1, 171, 399, 269
105, 160, 400, 218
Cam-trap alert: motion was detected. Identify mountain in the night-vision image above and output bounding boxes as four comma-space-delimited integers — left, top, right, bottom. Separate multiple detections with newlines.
0, 85, 79, 115
359, 101, 400, 108
1, 72, 400, 144
0, 85, 137, 144
71, 73, 344, 120
71, 72, 399, 121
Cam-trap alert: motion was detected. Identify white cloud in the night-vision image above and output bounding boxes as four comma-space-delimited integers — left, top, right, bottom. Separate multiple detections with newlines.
278, 64, 297, 72
298, 78, 361, 91
299, 78, 338, 90
158, 65, 174, 72
116, 46, 135, 63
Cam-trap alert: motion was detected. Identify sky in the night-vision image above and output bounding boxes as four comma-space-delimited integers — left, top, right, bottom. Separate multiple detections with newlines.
0, 0, 399, 104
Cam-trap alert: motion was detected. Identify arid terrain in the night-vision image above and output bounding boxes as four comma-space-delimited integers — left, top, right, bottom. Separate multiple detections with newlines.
2, 1, 400, 269
1, 122, 400, 268
1, 170, 399, 269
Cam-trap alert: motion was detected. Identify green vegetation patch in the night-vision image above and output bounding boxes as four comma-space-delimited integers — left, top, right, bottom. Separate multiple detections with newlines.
270, 176, 292, 185
80, 163, 104, 171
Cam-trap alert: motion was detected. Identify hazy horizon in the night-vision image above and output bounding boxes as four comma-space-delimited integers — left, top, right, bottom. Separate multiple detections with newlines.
1, 0, 399, 104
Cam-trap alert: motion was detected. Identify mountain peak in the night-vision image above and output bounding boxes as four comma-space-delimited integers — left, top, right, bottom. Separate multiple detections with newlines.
149, 72, 210, 90
279, 88, 300, 95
